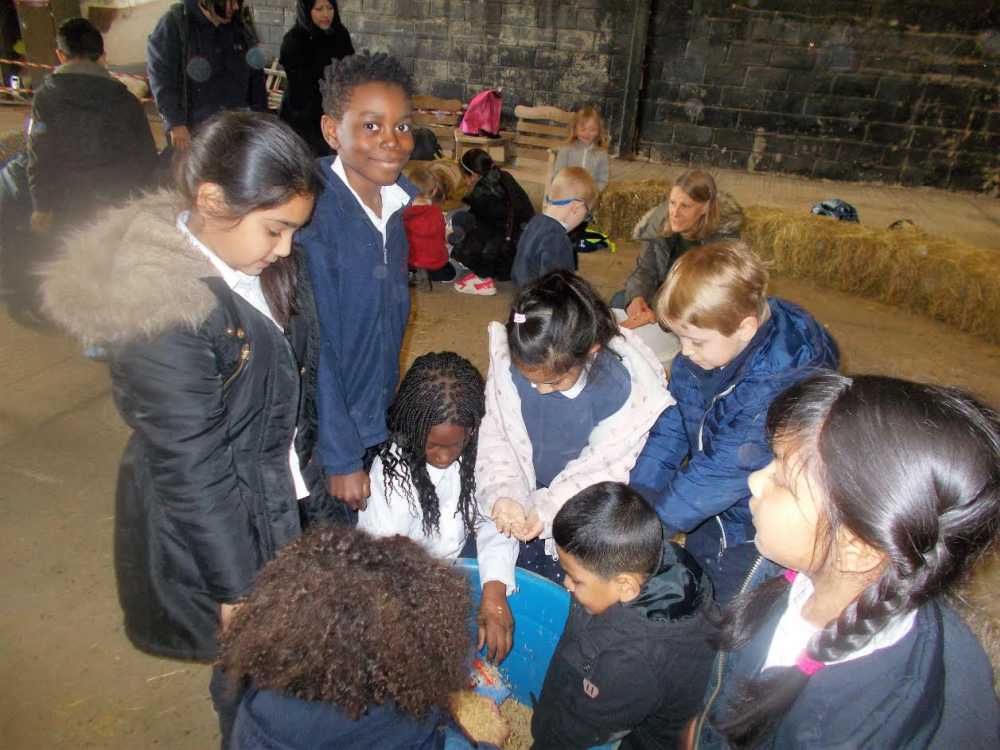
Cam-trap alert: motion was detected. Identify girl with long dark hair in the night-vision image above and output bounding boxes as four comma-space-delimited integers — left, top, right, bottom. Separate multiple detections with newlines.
41, 111, 326, 748
358, 351, 518, 663
690, 373, 1000, 749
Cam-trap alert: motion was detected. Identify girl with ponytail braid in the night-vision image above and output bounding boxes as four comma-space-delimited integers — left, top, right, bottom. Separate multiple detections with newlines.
690, 372, 1000, 749
357, 351, 520, 664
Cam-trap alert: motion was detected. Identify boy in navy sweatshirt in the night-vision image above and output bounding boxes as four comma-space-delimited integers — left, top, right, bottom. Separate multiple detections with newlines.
297, 52, 416, 521
510, 167, 594, 288
532, 482, 713, 750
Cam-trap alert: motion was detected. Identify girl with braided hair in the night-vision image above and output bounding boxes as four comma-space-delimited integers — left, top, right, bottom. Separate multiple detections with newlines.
690, 372, 1000, 749
358, 351, 519, 663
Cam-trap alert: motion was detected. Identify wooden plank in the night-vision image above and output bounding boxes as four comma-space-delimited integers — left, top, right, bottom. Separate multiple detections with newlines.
516, 121, 569, 137
412, 95, 463, 113
514, 104, 574, 123
413, 112, 458, 127
513, 133, 564, 149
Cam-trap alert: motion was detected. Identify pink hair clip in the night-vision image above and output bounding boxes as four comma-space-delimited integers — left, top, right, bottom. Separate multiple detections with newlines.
783, 569, 798, 584
513, 312, 527, 324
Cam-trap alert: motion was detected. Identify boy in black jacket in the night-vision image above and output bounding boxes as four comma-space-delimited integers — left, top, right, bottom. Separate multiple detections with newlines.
532, 482, 714, 750
510, 166, 594, 288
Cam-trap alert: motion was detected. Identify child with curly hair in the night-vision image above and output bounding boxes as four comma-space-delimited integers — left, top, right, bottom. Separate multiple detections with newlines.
358, 352, 518, 663
298, 51, 417, 519
220, 527, 508, 749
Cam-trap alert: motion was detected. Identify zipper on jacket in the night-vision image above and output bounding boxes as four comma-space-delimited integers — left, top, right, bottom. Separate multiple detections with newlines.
691, 553, 765, 749
223, 343, 250, 389
697, 384, 736, 452
715, 516, 728, 556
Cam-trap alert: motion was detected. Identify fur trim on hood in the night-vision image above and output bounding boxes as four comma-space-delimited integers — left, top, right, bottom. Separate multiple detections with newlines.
40, 190, 220, 346
631, 190, 744, 241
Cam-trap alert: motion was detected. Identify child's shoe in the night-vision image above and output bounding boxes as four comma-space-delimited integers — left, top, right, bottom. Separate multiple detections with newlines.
454, 272, 497, 296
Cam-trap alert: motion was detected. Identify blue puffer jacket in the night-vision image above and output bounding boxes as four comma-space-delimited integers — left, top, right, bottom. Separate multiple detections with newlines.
630, 298, 838, 546
298, 158, 417, 476
691, 558, 1000, 749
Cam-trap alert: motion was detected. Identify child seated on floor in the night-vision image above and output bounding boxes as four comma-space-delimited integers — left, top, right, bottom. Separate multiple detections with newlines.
477, 270, 672, 583
532, 482, 714, 750
510, 166, 595, 288
220, 527, 508, 750
691, 373, 1000, 748
358, 351, 518, 663
404, 167, 458, 284
629, 240, 839, 601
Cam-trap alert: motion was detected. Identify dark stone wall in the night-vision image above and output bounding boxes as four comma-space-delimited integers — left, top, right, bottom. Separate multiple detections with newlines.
637, 0, 1000, 191
250, 0, 1000, 192
252, 0, 643, 139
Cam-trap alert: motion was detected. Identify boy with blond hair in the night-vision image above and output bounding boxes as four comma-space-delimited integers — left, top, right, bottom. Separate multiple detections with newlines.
510, 166, 595, 287
629, 240, 838, 599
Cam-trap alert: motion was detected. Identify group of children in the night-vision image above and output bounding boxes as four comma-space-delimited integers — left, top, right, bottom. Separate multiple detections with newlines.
35, 46, 1000, 750
399, 106, 610, 296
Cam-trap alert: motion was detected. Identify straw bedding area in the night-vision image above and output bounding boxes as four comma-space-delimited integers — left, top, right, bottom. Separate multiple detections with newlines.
0, 128, 25, 164
741, 207, 1000, 345
594, 179, 670, 240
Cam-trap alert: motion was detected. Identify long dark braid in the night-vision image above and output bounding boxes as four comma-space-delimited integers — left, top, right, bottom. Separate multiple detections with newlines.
378, 352, 486, 538
713, 372, 1000, 748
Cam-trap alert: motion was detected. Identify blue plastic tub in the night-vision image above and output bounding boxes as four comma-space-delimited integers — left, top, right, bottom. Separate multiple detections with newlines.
456, 559, 613, 750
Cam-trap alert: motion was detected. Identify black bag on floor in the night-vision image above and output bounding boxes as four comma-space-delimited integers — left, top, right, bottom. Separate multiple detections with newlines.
410, 127, 442, 160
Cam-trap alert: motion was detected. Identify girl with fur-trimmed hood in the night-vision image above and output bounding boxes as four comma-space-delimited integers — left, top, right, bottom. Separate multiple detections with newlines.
40, 112, 327, 748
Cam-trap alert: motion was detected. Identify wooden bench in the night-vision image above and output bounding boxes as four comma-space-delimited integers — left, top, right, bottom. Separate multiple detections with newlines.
411, 95, 464, 159
264, 59, 286, 112
510, 104, 574, 186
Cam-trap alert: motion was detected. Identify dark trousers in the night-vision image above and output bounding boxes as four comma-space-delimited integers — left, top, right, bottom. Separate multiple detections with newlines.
209, 666, 245, 750
517, 537, 565, 584
685, 520, 759, 604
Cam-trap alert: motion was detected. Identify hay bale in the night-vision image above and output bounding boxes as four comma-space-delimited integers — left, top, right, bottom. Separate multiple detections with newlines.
594, 179, 670, 240
743, 206, 1000, 344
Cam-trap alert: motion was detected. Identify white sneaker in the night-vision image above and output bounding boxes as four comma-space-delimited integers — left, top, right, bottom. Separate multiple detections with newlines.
454, 272, 497, 296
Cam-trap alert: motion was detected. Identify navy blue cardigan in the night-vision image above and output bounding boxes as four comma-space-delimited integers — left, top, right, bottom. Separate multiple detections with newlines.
298, 158, 417, 476
693, 560, 1000, 749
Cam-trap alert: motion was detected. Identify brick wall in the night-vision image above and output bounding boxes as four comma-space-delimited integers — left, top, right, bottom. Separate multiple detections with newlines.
250, 0, 1000, 192
637, 0, 1000, 191
250, 0, 642, 137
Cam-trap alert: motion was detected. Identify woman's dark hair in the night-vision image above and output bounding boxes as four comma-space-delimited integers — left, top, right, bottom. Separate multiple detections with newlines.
178, 111, 320, 327
218, 527, 472, 719
553, 482, 663, 579
379, 352, 485, 537
507, 270, 619, 375
321, 51, 414, 119
712, 372, 1000, 747
460, 148, 497, 178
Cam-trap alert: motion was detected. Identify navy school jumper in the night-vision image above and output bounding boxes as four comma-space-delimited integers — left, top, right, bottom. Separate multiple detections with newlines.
298, 157, 418, 477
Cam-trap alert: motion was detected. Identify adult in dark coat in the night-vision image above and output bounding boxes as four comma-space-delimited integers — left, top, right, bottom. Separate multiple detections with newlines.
451, 148, 535, 282
147, 0, 267, 152
278, 0, 354, 155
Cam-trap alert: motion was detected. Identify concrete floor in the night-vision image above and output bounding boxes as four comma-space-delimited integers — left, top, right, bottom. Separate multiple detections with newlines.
2, 102, 999, 747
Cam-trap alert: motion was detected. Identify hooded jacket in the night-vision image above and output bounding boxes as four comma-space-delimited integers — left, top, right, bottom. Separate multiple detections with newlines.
27, 60, 157, 217
475, 322, 672, 537
39, 191, 329, 661
532, 541, 715, 750
278, 0, 354, 155
630, 299, 838, 551
622, 193, 743, 306
147, 0, 267, 134
692, 560, 1000, 749
297, 157, 417, 476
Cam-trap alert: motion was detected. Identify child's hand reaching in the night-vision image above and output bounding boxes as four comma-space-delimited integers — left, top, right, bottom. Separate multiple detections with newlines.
491, 498, 527, 537
513, 509, 543, 542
